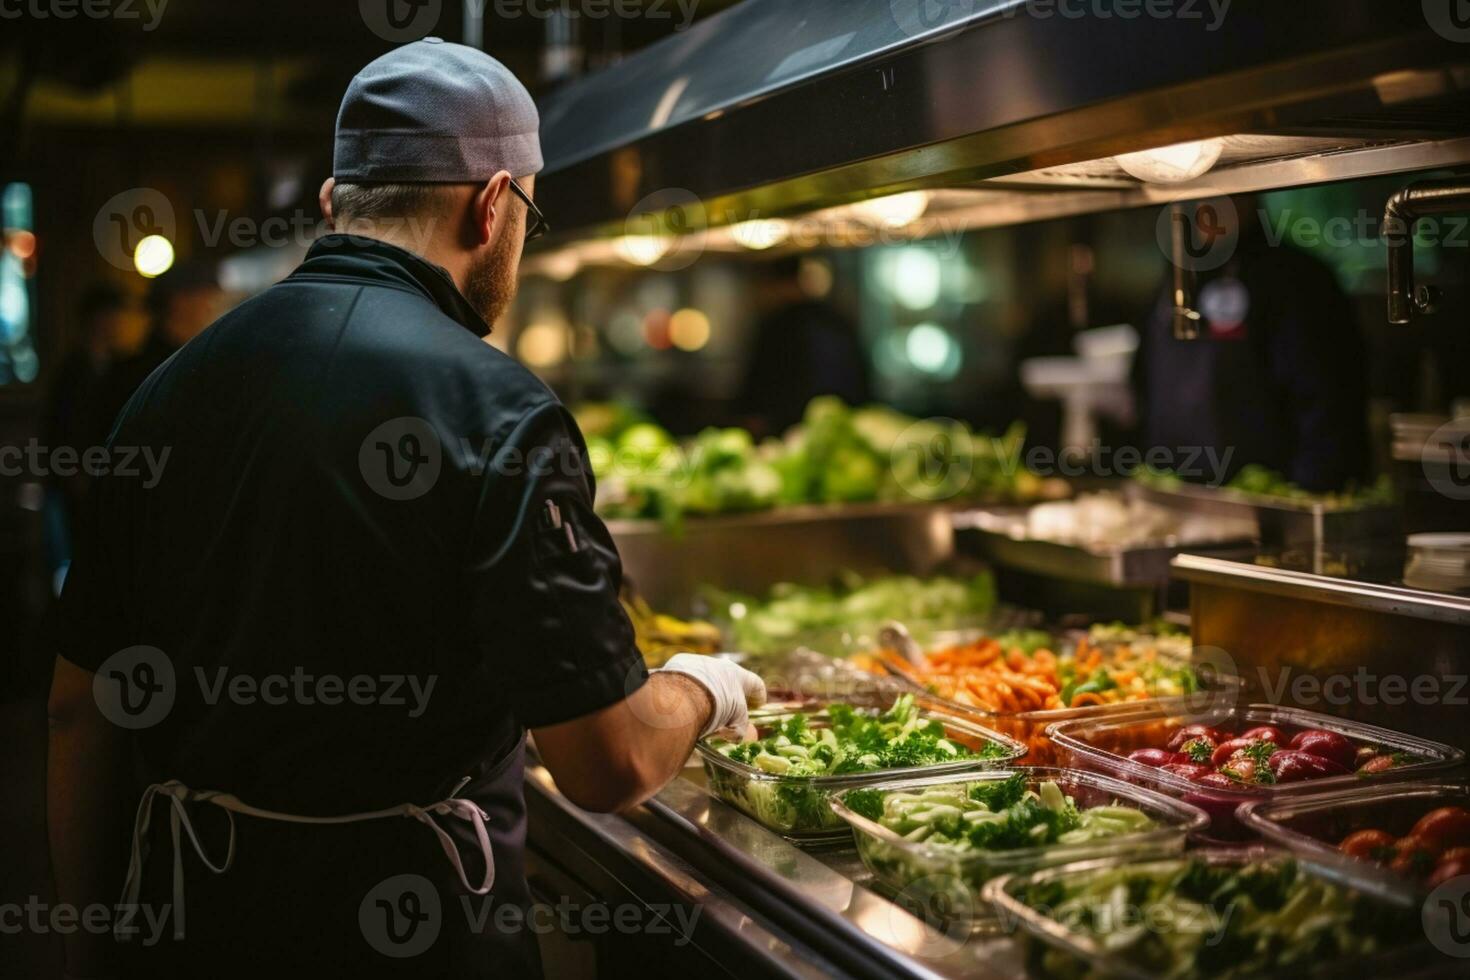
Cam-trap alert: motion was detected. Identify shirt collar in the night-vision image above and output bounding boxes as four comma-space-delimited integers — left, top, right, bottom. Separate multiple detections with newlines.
292, 234, 493, 338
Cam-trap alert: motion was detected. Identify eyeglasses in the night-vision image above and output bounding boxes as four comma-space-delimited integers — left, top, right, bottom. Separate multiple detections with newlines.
508, 178, 548, 242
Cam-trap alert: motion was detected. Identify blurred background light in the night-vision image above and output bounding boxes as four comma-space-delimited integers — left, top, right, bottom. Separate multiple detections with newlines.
850, 190, 930, 228
887, 247, 943, 310
905, 323, 962, 379
669, 307, 711, 351
729, 218, 789, 251
614, 235, 672, 266
133, 234, 175, 278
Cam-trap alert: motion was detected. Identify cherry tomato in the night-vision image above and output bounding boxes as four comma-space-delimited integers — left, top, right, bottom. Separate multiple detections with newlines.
1268, 749, 1348, 784
1211, 738, 1258, 767
1166, 725, 1223, 752
1287, 729, 1356, 770
1128, 748, 1187, 768
1340, 829, 1397, 861
1389, 835, 1441, 877
1427, 857, 1470, 889
1241, 725, 1285, 744
1410, 807, 1470, 850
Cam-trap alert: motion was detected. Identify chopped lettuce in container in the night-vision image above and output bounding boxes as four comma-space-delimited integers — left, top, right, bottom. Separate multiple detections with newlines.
992, 855, 1426, 979
698, 694, 1021, 838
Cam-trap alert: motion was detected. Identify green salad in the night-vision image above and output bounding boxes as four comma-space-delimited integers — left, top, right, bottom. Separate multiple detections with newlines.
703, 694, 1013, 836
838, 774, 1168, 917
1015, 858, 1419, 979
845, 773, 1157, 851
709, 571, 997, 655
1135, 464, 1393, 511
587, 395, 1049, 530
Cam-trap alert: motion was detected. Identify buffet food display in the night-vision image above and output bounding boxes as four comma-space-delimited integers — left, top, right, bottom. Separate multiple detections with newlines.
583, 396, 1060, 529
577, 462, 1466, 977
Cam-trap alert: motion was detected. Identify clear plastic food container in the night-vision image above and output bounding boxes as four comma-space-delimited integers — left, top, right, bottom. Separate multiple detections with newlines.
695, 698, 1027, 842
1239, 779, 1470, 897
983, 848, 1443, 980
829, 767, 1208, 920
1046, 703, 1465, 840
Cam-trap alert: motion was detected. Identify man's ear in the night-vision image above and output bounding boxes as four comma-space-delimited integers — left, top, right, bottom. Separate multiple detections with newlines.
472, 172, 513, 247
319, 178, 337, 228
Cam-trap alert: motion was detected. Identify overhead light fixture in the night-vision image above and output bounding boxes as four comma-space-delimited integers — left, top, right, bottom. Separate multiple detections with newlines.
850, 190, 931, 229
133, 234, 175, 278
613, 235, 672, 267
1114, 138, 1225, 184
729, 218, 790, 251
537, 250, 582, 281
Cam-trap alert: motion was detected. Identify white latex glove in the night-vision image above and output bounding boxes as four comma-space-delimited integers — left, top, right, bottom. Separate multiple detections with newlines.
655, 654, 767, 738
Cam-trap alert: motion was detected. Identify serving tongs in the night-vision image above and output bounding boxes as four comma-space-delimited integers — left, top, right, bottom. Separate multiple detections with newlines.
877, 620, 927, 668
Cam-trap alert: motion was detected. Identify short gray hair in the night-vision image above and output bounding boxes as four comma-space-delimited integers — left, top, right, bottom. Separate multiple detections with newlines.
330, 182, 449, 222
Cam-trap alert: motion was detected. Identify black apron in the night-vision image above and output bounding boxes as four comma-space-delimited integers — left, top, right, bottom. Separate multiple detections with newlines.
118, 739, 542, 980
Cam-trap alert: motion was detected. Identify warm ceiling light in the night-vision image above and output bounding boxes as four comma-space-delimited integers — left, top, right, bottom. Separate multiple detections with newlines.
614, 235, 672, 267
850, 190, 931, 229
133, 235, 175, 278
729, 218, 789, 250
1114, 138, 1225, 184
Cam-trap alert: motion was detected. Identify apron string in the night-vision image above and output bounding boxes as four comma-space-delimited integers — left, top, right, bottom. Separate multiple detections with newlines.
117, 778, 495, 942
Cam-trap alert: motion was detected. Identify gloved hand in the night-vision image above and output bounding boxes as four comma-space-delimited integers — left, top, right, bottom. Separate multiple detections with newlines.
655, 654, 767, 738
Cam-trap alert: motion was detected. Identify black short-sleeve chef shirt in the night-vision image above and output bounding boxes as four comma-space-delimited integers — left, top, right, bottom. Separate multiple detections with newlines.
58, 234, 647, 813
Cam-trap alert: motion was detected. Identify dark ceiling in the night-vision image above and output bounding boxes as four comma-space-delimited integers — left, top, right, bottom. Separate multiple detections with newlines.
1, 0, 742, 148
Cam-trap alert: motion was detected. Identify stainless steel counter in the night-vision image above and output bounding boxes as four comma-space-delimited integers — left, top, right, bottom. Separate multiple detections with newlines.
525, 763, 1026, 979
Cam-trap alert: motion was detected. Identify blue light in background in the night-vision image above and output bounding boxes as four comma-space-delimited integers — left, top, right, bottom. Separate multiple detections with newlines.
0, 182, 37, 385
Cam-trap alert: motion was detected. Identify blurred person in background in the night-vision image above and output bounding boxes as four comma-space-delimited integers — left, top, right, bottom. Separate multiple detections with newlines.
44, 283, 132, 530
735, 255, 870, 437
1133, 195, 1370, 492
92, 260, 222, 438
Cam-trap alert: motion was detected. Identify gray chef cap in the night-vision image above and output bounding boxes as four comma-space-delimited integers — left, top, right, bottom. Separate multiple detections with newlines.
334, 38, 543, 182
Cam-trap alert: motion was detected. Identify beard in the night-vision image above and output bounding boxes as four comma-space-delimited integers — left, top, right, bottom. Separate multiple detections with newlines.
463, 227, 521, 328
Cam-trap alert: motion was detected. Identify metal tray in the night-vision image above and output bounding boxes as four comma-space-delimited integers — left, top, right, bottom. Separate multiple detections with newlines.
1127, 480, 1401, 547
608, 502, 963, 615
953, 506, 1254, 588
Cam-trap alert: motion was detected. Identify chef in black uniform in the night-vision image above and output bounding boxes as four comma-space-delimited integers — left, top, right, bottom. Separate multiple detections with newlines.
47, 39, 764, 980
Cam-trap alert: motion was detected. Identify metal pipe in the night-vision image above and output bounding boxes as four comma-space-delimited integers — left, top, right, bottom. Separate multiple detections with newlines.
1169, 202, 1202, 340
1385, 177, 1470, 324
